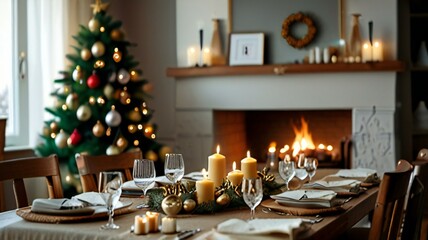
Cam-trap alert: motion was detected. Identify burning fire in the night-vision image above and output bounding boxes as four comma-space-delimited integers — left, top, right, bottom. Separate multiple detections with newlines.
291, 117, 315, 156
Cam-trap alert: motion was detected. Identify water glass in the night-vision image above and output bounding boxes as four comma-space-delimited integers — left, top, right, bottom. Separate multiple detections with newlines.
279, 160, 296, 190
295, 153, 308, 180
133, 159, 156, 207
304, 157, 318, 182
164, 153, 185, 183
99, 171, 124, 230
242, 178, 263, 220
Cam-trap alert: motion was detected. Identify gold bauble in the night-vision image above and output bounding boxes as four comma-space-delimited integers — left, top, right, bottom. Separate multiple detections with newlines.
128, 124, 137, 134
50, 122, 59, 133
128, 109, 142, 122
88, 18, 100, 32
91, 41, 105, 58
42, 126, 51, 136
92, 121, 105, 137
76, 105, 92, 121
216, 193, 231, 206
116, 137, 128, 149
66, 93, 79, 110
81, 48, 92, 61
144, 125, 154, 138
110, 29, 124, 41
145, 150, 158, 161
103, 84, 114, 99
106, 145, 121, 155
55, 130, 69, 149
161, 195, 182, 216
183, 199, 196, 212
113, 48, 122, 62
130, 70, 139, 81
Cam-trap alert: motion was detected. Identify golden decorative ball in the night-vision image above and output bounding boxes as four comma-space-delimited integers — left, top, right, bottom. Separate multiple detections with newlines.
110, 29, 124, 41
128, 109, 142, 122
106, 145, 121, 155
55, 130, 69, 149
76, 105, 92, 121
216, 193, 231, 206
92, 121, 105, 137
91, 41, 105, 58
50, 122, 59, 133
116, 137, 128, 149
161, 195, 182, 216
66, 93, 79, 110
130, 70, 139, 81
145, 150, 158, 161
88, 18, 100, 32
128, 124, 137, 134
113, 48, 122, 62
183, 199, 196, 212
80, 48, 92, 61
103, 84, 114, 99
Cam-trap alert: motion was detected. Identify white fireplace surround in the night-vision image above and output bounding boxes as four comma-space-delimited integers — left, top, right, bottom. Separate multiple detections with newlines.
175, 72, 397, 175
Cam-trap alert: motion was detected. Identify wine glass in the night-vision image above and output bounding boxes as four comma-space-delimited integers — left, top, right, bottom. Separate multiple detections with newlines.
279, 160, 296, 190
133, 159, 156, 208
164, 153, 185, 184
241, 178, 263, 220
304, 157, 318, 182
98, 171, 124, 230
295, 153, 308, 181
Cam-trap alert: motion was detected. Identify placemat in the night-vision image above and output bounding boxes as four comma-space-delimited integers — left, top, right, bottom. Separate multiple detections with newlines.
261, 199, 347, 216
16, 202, 136, 224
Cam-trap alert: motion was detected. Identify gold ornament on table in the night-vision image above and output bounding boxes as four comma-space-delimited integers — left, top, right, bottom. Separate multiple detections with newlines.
92, 121, 105, 137
91, 41, 105, 58
258, 167, 276, 183
183, 199, 196, 212
112, 48, 122, 62
161, 182, 188, 197
81, 48, 92, 61
161, 195, 182, 217
216, 193, 231, 206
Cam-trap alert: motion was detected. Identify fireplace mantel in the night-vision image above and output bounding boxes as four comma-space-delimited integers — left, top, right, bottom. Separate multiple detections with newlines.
167, 61, 405, 78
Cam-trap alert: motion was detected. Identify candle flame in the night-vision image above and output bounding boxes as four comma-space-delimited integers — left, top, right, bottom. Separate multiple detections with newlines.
327, 145, 333, 151
232, 161, 236, 171
216, 145, 220, 154
318, 144, 325, 150
201, 168, 208, 179
246, 150, 251, 158
280, 145, 290, 153
374, 41, 380, 48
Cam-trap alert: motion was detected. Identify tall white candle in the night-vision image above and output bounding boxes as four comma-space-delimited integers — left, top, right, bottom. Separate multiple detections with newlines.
372, 41, 383, 62
187, 47, 198, 67
362, 43, 372, 63
208, 145, 226, 187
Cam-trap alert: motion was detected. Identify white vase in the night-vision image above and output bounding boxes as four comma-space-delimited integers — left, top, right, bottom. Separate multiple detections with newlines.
416, 41, 428, 66
414, 101, 428, 130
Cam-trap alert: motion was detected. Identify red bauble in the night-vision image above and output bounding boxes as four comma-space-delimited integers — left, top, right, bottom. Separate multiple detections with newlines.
68, 129, 82, 145
87, 73, 101, 89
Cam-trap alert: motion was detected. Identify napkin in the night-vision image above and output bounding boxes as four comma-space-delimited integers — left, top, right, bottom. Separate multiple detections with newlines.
304, 179, 360, 192
334, 168, 377, 180
183, 172, 204, 181
72, 192, 108, 206
217, 218, 302, 235
271, 190, 337, 208
31, 197, 95, 215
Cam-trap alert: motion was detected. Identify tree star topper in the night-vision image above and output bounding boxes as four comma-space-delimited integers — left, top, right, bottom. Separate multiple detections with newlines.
91, 0, 109, 14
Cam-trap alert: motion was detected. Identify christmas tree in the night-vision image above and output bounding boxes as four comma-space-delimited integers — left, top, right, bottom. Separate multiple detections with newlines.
36, 0, 170, 195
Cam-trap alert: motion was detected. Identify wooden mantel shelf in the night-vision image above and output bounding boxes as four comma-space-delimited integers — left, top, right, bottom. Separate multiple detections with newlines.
166, 60, 405, 78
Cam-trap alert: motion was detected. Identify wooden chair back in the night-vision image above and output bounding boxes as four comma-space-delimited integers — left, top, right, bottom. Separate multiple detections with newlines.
368, 160, 413, 240
0, 118, 6, 212
0, 154, 63, 208
75, 150, 142, 192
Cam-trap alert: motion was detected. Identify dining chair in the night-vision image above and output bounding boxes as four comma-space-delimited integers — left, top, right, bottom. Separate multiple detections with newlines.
0, 117, 6, 212
75, 149, 142, 192
0, 154, 64, 209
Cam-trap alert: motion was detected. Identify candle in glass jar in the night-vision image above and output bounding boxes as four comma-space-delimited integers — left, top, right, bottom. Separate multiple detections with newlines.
227, 161, 244, 186
241, 151, 258, 179
196, 168, 215, 204
208, 145, 226, 187
134, 215, 149, 235
161, 217, 177, 234
145, 211, 160, 233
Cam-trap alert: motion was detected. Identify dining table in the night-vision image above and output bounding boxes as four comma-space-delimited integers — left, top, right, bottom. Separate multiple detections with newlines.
0, 169, 378, 240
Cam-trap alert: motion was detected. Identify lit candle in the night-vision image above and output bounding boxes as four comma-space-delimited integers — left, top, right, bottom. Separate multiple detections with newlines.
241, 151, 258, 179
187, 47, 198, 67
372, 41, 383, 62
134, 215, 149, 235
145, 211, 160, 233
362, 42, 372, 63
266, 145, 278, 171
208, 145, 226, 187
227, 161, 244, 186
161, 217, 177, 234
196, 168, 215, 204
202, 47, 211, 66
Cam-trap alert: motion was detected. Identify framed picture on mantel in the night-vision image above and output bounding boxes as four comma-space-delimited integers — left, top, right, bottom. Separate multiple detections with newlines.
228, 32, 264, 66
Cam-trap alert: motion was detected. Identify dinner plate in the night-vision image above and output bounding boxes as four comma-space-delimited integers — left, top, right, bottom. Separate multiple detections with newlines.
30, 201, 132, 216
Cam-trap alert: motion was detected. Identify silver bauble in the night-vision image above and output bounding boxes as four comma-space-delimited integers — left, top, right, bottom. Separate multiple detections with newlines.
88, 18, 100, 32
66, 93, 79, 110
76, 105, 92, 121
91, 41, 105, 58
117, 68, 130, 85
106, 145, 121, 155
105, 108, 122, 127
55, 130, 69, 149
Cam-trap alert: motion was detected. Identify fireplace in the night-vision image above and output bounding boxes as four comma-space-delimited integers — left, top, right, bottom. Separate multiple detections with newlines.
174, 72, 397, 174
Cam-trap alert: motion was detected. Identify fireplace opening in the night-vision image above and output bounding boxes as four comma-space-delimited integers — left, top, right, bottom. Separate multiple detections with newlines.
213, 110, 352, 170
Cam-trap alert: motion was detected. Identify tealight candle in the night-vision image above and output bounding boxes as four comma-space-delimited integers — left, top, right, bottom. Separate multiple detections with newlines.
196, 168, 215, 204
161, 217, 177, 234
134, 215, 149, 235
241, 151, 258, 179
145, 211, 160, 233
208, 145, 226, 187
227, 161, 244, 186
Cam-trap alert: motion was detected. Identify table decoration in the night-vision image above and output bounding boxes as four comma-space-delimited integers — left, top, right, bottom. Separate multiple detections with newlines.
241, 151, 258, 179
226, 161, 244, 186
134, 215, 149, 235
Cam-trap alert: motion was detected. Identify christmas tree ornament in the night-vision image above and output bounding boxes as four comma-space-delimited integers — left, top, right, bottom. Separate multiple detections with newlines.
105, 105, 122, 127
103, 84, 114, 99
130, 70, 139, 81
55, 130, 69, 148
88, 18, 100, 32
216, 193, 231, 206
143, 82, 154, 93
183, 199, 196, 212
91, 41, 105, 58
94, 60, 105, 68
161, 195, 182, 216
92, 121, 105, 137
141, 104, 149, 116
133, 139, 139, 146
128, 108, 142, 122
100, 26, 105, 33
117, 68, 130, 85
110, 29, 124, 41
66, 93, 79, 110
97, 96, 106, 105
81, 48, 92, 61
42, 126, 51, 136
76, 104, 92, 121
87, 73, 101, 89
72, 66, 83, 82
128, 124, 137, 134
116, 137, 128, 150
144, 124, 154, 138
106, 127, 112, 137
67, 129, 82, 146
146, 150, 158, 161
106, 145, 121, 155
88, 96, 96, 105
108, 72, 116, 82
119, 90, 131, 105
53, 99, 65, 109
112, 48, 122, 62
58, 85, 71, 95
50, 121, 59, 133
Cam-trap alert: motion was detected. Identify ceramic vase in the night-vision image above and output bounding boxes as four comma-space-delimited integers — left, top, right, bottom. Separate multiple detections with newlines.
349, 13, 362, 60
210, 19, 226, 66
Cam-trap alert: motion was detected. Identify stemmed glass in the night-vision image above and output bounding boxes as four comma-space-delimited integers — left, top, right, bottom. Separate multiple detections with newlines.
279, 160, 296, 190
164, 153, 185, 184
98, 171, 124, 230
295, 153, 309, 181
242, 178, 263, 220
133, 159, 156, 208
304, 157, 318, 182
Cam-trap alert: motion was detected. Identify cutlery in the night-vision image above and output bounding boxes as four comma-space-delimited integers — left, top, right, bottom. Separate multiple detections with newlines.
176, 228, 201, 240
261, 208, 323, 224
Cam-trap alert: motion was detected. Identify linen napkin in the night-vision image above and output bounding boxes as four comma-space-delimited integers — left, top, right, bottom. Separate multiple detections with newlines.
217, 218, 302, 236
334, 168, 376, 179
303, 179, 361, 192
30, 197, 95, 215
271, 190, 337, 208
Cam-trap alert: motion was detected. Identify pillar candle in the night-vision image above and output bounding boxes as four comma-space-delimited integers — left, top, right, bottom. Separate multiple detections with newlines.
161, 217, 177, 234
145, 211, 160, 233
196, 168, 215, 204
227, 161, 244, 186
241, 151, 258, 179
372, 41, 383, 62
362, 42, 372, 63
202, 48, 211, 66
187, 47, 198, 67
134, 215, 149, 235
208, 145, 226, 187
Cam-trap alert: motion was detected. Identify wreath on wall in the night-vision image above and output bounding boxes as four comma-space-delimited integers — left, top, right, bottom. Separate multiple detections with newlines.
281, 12, 317, 49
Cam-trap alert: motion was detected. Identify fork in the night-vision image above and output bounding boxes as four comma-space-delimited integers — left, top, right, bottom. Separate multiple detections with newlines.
261, 207, 324, 224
